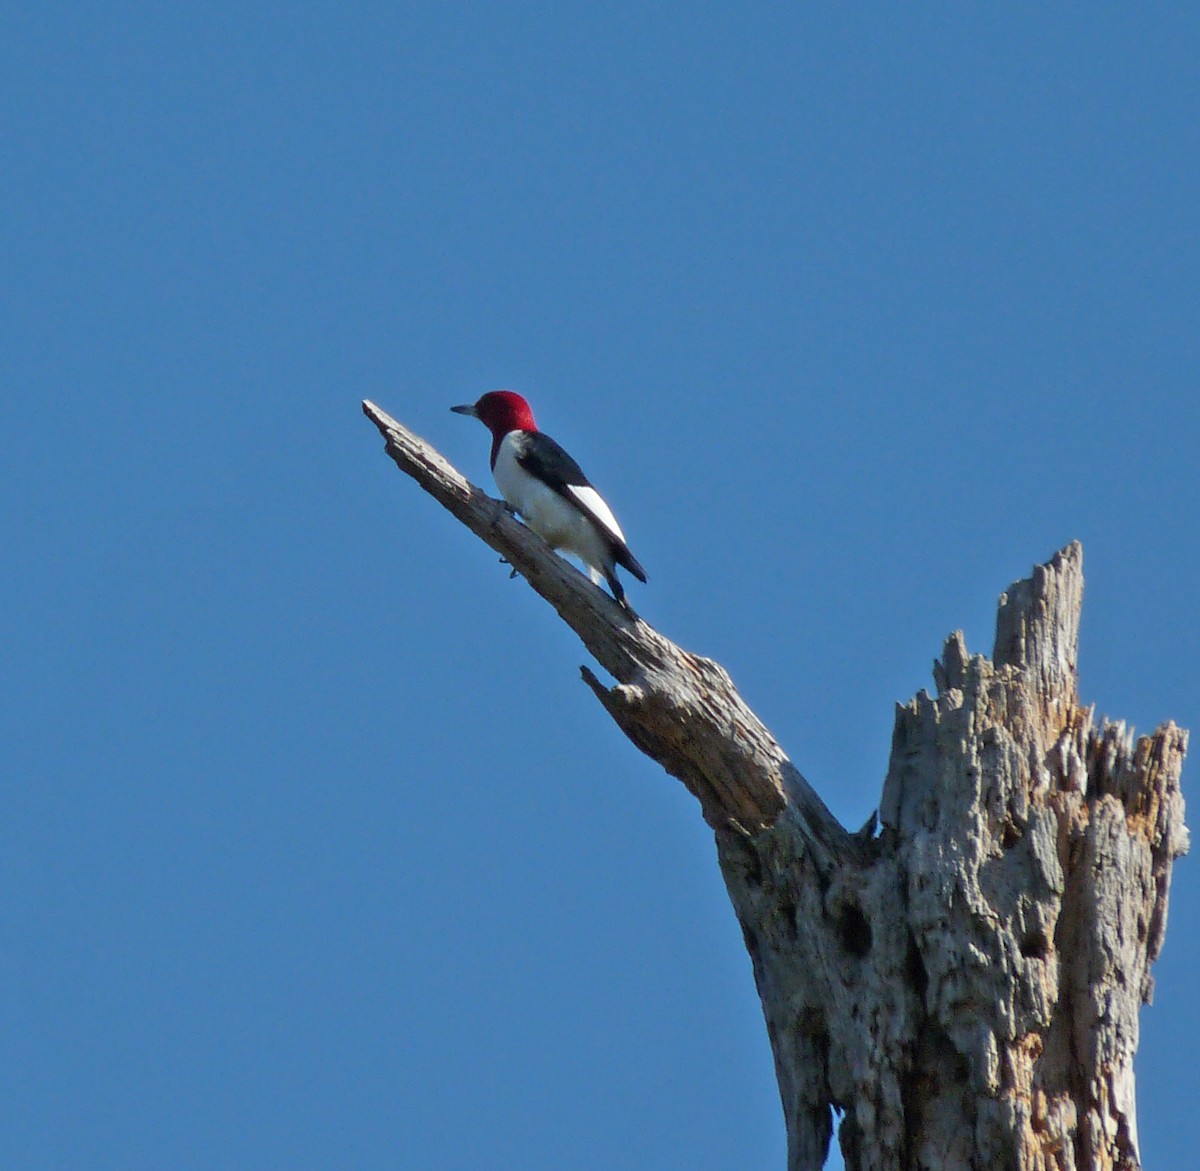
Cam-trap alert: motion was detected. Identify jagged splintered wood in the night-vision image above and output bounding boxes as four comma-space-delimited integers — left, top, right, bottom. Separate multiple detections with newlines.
364, 400, 1189, 1171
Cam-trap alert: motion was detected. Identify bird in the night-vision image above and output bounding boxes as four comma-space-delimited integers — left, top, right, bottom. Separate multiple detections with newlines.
451, 390, 647, 608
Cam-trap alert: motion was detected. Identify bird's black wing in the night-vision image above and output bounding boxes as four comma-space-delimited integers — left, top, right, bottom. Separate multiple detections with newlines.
514, 430, 591, 492
515, 432, 647, 582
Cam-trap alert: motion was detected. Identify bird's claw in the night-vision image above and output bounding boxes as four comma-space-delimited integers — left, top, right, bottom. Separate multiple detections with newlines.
489, 497, 518, 526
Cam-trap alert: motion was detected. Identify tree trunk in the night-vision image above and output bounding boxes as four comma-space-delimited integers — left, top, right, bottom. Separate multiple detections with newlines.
363, 401, 1188, 1171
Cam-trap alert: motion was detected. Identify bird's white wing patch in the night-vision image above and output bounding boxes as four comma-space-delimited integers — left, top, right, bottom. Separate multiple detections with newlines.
566, 484, 626, 544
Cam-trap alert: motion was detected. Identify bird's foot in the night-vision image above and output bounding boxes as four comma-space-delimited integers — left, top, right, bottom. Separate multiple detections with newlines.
489, 498, 519, 526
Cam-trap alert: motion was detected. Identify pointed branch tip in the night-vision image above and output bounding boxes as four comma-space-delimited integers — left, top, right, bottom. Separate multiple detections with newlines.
992, 542, 1084, 694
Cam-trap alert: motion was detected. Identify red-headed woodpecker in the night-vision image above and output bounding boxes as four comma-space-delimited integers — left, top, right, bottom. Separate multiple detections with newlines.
451, 390, 647, 607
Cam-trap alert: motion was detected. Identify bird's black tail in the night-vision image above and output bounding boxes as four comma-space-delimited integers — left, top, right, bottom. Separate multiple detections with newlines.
615, 543, 647, 584
603, 566, 641, 616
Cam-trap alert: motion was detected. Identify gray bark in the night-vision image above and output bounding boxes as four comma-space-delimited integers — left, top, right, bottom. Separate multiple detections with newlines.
364, 400, 1189, 1171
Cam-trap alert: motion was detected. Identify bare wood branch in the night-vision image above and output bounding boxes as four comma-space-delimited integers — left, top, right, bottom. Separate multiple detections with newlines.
363, 398, 846, 844
364, 402, 1188, 1171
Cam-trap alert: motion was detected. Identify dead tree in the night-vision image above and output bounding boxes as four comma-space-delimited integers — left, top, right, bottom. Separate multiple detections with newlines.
363, 400, 1188, 1171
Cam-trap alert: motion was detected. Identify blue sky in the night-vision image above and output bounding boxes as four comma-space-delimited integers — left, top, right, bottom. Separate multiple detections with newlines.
4, 5, 1197, 1168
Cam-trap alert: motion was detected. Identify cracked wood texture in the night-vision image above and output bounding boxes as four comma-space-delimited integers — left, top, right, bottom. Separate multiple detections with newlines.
364, 402, 1188, 1171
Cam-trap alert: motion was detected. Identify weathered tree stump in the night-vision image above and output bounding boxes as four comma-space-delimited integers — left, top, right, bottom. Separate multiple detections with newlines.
364, 400, 1188, 1171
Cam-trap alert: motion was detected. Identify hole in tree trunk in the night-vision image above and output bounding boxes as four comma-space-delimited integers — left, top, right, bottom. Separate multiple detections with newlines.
1019, 930, 1049, 959
837, 904, 872, 957
906, 933, 929, 996
778, 897, 798, 940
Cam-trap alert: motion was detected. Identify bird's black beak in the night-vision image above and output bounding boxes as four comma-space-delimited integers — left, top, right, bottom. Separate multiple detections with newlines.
450, 403, 478, 417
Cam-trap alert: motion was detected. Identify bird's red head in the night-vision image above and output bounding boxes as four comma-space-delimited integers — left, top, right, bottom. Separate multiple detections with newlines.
451, 390, 537, 436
